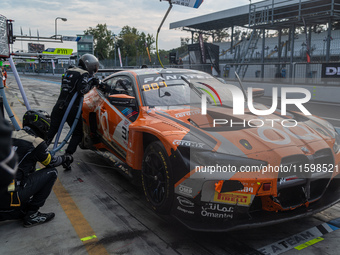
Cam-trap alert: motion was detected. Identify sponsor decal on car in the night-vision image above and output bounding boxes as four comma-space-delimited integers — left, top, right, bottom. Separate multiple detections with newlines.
142, 73, 212, 84
201, 202, 234, 219
237, 182, 258, 194
175, 110, 201, 118
122, 108, 138, 119
178, 184, 193, 197
173, 139, 204, 148
177, 196, 194, 208
213, 192, 251, 205
202, 202, 234, 213
177, 206, 195, 215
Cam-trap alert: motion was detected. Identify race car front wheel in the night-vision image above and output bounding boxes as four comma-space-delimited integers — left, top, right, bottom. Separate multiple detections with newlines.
141, 141, 173, 214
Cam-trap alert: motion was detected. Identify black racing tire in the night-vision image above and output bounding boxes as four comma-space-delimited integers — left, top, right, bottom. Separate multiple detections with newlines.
141, 141, 173, 214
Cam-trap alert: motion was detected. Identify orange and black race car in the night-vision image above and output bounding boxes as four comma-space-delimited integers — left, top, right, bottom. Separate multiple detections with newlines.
81, 68, 340, 231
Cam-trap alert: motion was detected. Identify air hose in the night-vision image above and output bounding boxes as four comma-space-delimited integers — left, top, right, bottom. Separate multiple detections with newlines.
0, 79, 20, 130
0, 55, 31, 130
51, 76, 96, 154
9, 56, 31, 110
50, 92, 83, 155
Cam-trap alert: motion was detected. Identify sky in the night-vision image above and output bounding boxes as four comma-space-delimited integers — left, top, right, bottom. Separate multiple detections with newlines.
1, 0, 259, 53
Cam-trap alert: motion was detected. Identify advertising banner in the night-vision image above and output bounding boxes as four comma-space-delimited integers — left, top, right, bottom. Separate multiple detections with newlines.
161, 0, 204, 8
42, 48, 73, 55
321, 63, 340, 78
28, 43, 45, 53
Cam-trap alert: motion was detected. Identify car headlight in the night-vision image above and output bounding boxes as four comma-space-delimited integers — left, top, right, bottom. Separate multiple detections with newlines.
334, 129, 340, 154
316, 120, 340, 154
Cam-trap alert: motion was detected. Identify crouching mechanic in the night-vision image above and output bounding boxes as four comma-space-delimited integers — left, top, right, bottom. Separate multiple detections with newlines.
0, 110, 72, 227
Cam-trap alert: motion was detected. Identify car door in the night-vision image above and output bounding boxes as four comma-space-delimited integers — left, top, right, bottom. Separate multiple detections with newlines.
99, 75, 138, 160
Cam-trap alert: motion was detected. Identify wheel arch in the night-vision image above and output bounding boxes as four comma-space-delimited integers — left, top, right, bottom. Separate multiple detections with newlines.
128, 131, 175, 170
141, 139, 174, 214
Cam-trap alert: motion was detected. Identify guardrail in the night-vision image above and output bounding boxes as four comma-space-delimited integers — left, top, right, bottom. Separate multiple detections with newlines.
183, 62, 340, 86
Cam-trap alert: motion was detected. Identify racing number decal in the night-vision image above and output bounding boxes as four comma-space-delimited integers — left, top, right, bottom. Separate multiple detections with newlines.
122, 125, 128, 140
94, 100, 131, 150
142, 81, 167, 92
113, 119, 130, 149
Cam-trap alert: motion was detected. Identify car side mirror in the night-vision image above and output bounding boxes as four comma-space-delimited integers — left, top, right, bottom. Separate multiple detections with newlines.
252, 88, 264, 98
109, 94, 136, 107
217, 78, 227, 84
335, 127, 340, 135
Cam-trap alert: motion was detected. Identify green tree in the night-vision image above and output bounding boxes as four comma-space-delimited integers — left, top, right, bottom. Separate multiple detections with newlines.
233, 29, 242, 41
331, 22, 340, 30
180, 37, 190, 47
136, 32, 155, 65
192, 33, 209, 43
212, 28, 230, 42
117, 25, 155, 66
84, 24, 155, 65
118, 26, 139, 62
84, 24, 114, 60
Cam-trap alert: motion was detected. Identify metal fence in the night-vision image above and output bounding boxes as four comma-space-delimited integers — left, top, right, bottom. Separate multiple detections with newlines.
11, 57, 340, 86
181, 62, 340, 86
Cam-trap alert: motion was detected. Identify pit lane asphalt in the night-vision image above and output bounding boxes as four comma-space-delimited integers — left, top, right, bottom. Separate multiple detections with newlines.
1, 73, 340, 255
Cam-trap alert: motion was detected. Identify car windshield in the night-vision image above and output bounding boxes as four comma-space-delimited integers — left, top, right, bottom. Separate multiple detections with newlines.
138, 72, 234, 107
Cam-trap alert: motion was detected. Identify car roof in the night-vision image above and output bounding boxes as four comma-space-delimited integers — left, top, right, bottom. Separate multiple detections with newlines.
103, 68, 208, 80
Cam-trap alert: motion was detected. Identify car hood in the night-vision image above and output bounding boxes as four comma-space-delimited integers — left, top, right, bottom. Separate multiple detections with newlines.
147, 106, 335, 156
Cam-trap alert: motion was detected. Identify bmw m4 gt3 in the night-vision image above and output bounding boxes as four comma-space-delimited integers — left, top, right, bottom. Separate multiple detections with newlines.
81, 68, 340, 231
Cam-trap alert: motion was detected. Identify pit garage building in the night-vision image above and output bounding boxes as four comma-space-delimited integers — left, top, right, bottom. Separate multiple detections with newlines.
170, 0, 340, 83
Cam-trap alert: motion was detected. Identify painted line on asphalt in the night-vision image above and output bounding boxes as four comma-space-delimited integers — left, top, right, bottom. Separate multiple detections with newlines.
52, 178, 109, 254
4, 86, 25, 106
11, 106, 22, 127
10, 106, 109, 255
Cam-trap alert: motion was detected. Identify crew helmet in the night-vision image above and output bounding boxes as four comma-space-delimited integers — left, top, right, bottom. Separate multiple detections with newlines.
78, 54, 99, 75
23, 110, 51, 140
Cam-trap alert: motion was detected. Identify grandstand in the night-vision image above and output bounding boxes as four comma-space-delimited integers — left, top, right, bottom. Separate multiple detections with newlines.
216, 29, 340, 61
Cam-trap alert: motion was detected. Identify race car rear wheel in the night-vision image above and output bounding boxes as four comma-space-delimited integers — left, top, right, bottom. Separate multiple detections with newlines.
141, 141, 173, 214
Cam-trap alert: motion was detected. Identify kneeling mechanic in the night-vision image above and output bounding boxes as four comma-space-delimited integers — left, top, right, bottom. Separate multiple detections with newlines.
0, 110, 72, 227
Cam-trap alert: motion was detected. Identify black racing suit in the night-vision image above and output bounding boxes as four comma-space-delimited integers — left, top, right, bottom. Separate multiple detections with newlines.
47, 66, 93, 155
0, 127, 66, 220
0, 114, 18, 191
